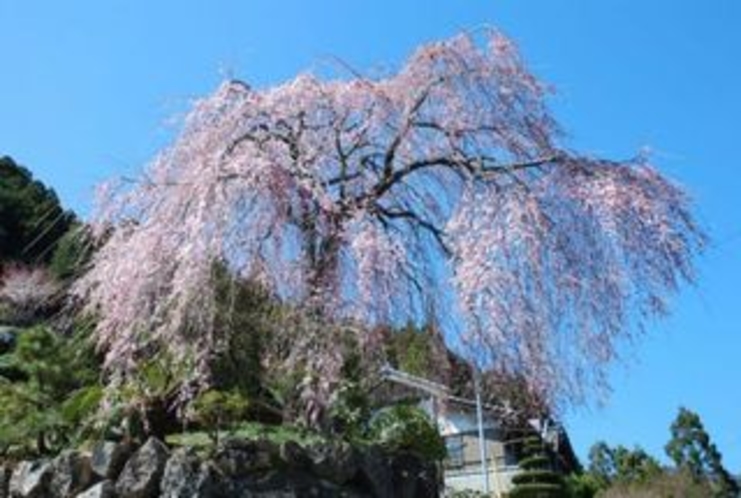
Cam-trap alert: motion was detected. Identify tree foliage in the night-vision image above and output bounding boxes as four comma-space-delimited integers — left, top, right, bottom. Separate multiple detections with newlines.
665, 407, 739, 497
563, 472, 602, 498
367, 404, 446, 461
578, 412, 739, 498
74, 31, 704, 416
189, 389, 250, 447
0, 156, 74, 266
0, 326, 102, 456
587, 441, 662, 488
206, 261, 271, 398
384, 322, 441, 378
48, 223, 96, 281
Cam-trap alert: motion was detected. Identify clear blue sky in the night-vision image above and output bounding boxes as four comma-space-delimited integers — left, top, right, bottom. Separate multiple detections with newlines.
2, 0, 739, 471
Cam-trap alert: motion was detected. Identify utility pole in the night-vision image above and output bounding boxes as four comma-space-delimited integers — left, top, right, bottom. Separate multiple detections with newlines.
474, 367, 491, 494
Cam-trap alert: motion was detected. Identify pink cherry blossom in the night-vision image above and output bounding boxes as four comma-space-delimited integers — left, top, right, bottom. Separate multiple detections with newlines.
74, 31, 703, 414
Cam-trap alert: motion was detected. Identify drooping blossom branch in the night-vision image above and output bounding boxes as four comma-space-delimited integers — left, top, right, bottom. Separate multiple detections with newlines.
74, 30, 704, 413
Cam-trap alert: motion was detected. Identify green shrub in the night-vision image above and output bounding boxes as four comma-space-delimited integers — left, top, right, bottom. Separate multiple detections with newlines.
328, 335, 371, 440
509, 435, 566, 498
563, 472, 601, 498
598, 469, 714, 498
109, 347, 193, 441
0, 326, 101, 456
190, 389, 250, 447
368, 404, 446, 461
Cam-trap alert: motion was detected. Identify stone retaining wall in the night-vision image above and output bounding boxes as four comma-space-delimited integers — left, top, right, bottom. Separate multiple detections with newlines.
0, 437, 439, 497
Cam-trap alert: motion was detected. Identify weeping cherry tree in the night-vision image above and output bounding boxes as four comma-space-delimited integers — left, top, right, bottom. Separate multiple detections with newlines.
74, 31, 703, 418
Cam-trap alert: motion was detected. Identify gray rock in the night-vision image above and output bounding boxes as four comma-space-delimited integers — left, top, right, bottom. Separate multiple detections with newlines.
229, 470, 346, 498
1, 439, 436, 498
160, 449, 225, 498
1, 466, 12, 498
278, 441, 311, 471
115, 437, 170, 498
75, 480, 116, 498
355, 446, 392, 498
308, 442, 359, 484
9, 460, 53, 498
51, 450, 96, 498
390, 453, 437, 498
91, 441, 134, 481
214, 439, 277, 478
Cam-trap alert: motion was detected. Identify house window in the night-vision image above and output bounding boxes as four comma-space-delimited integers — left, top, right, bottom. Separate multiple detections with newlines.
445, 435, 465, 468
504, 440, 523, 468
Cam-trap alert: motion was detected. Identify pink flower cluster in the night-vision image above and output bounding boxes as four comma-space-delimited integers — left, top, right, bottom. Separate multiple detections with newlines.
74, 31, 703, 413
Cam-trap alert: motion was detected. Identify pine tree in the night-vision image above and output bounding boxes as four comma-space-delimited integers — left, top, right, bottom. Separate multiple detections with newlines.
510, 435, 566, 498
0, 326, 101, 455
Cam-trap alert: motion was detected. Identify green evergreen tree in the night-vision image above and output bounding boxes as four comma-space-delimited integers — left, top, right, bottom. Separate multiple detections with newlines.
387, 321, 436, 377
588, 441, 662, 484
665, 406, 739, 497
586, 441, 616, 488
510, 435, 566, 498
207, 261, 272, 399
0, 156, 75, 265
